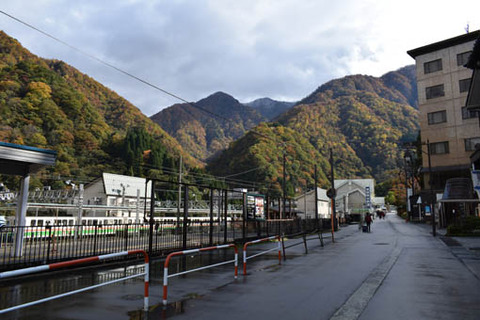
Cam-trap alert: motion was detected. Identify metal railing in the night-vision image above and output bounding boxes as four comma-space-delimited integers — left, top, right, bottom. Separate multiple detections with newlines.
0, 218, 330, 272
0, 250, 149, 314
242, 235, 282, 275
162, 244, 238, 305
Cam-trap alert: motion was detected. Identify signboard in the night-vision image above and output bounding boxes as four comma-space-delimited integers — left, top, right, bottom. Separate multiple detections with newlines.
425, 205, 431, 216
247, 194, 265, 220
365, 186, 371, 208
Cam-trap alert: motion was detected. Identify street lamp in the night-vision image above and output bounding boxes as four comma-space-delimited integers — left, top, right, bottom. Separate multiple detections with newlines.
404, 150, 412, 221
425, 140, 436, 237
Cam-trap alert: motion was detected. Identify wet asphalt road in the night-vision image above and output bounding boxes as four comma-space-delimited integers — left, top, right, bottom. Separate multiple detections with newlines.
164, 213, 480, 320
2, 213, 480, 319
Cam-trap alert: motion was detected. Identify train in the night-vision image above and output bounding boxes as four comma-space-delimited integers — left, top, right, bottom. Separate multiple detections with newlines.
0, 215, 227, 239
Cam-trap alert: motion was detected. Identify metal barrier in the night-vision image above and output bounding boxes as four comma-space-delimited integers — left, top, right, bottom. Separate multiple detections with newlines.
243, 235, 281, 275
281, 229, 325, 260
162, 244, 238, 305
0, 249, 150, 314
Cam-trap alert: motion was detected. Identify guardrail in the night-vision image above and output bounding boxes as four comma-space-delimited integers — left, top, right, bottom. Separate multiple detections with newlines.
243, 235, 282, 275
162, 244, 238, 305
0, 249, 149, 314
281, 229, 325, 259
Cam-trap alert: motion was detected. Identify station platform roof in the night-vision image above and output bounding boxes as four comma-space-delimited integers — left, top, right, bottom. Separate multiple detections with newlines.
0, 141, 56, 176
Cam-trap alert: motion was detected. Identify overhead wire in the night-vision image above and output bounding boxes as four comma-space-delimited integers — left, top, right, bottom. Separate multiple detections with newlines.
0, 10, 292, 147
1, 10, 295, 191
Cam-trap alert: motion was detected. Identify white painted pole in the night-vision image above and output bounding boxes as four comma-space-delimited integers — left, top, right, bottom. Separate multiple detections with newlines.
14, 174, 30, 257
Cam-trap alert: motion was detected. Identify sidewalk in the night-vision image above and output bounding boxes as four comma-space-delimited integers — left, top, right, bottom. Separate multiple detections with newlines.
409, 221, 480, 280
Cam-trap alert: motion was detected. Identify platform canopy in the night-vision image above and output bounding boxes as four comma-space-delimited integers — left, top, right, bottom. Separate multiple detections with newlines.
0, 141, 56, 257
0, 141, 56, 176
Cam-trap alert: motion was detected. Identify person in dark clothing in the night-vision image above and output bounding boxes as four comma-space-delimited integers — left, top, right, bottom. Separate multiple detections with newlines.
365, 213, 372, 232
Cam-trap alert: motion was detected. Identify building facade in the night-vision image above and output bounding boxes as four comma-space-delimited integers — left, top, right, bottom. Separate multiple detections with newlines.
335, 179, 376, 218
83, 172, 151, 219
294, 187, 330, 219
407, 31, 480, 192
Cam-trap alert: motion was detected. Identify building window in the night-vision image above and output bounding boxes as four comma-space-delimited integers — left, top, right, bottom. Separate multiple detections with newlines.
457, 51, 472, 66
462, 107, 479, 119
465, 137, 480, 151
427, 110, 447, 124
430, 141, 449, 155
424, 59, 443, 74
425, 84, 445, 100
459, 78, 471, 93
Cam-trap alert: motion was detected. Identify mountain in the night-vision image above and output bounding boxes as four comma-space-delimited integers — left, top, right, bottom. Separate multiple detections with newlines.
244, 98, 296, 120
0, 31, 197, 185
150, 92, 266, 162
207, 66, 419, 196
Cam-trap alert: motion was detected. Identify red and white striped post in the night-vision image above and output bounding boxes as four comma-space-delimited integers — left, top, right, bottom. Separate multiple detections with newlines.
243, 235, 282, 275
0, 250, 150, 313
162, 244, 238, 305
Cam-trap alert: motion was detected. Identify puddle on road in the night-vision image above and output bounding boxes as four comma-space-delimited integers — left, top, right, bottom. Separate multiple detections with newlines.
128, 299, 191, 319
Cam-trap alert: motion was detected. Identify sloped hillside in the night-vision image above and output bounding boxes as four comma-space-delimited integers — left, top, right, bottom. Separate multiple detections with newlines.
0, 31, 197, 185
151, 92, 266, 161
207, 67, 419, 195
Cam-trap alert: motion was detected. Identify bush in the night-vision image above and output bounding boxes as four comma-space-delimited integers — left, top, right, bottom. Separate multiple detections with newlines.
447, 216, 480, 236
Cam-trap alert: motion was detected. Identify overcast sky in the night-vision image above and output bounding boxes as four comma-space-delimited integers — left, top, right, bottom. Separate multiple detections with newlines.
1, 1, 479, 116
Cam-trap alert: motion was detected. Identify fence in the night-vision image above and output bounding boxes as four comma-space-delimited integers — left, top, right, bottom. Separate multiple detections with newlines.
0, 250, 149, 314
0, 217, 331, 272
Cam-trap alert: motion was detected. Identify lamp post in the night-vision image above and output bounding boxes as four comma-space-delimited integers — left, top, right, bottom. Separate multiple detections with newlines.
404, 152, 411, 221
282, 150, 287, 219
404, 150, 416, 221
426, 140, 436, 237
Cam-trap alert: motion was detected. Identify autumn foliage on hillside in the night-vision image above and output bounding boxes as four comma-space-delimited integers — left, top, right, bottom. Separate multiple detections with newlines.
0, 31, 195, 187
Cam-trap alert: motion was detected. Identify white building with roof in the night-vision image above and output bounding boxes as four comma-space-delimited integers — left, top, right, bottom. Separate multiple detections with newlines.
83, 173, 151, 218
334, 179, 376, 218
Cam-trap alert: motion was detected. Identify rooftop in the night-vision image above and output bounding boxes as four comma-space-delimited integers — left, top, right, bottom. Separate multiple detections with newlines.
407, 30, 480, 58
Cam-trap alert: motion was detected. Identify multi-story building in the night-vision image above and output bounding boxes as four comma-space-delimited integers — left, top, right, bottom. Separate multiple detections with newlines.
407, 30, 480, 192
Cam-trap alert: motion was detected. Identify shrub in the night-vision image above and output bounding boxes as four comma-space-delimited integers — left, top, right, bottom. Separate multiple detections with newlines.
447, 216, 480, 236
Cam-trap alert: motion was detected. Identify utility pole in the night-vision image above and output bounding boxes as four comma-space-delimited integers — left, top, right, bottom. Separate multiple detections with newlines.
282, 150, 286, 219
329, 148, 336, 242
427, 140, 436, 237
177, 155, 182, 232
314, 164, 319, 229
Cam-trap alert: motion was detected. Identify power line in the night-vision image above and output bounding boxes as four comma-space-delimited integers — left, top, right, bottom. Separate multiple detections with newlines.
0, 10, 230, 122
1, 10, 296, 191
0, 10, 293, 147
2, 10, 298, 157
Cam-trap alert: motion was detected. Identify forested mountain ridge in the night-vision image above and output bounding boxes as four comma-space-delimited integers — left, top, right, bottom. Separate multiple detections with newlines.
207, 66, 419, 195
0, 31, 197, 186
244, 97, 295, 120
0, 29, 419, 196
150, 92, 266, 161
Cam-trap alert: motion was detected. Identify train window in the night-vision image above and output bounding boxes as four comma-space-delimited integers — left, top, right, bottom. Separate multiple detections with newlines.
103, 220, 109, 225
128, 219, 132, 224
82, 220, 87, 226
55, 220, 61, 226
93, 220, 98, 226
37, 220, 43, 226
69, 220, 74, 226
62, 220, 68, 226
30, 220, 36, 227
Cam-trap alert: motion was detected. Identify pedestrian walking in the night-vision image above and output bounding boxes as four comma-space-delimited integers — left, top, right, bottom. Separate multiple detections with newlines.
365, 213, 372, 232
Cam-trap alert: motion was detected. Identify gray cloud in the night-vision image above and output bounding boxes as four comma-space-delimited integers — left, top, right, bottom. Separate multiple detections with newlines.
1, 0, 479, 116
